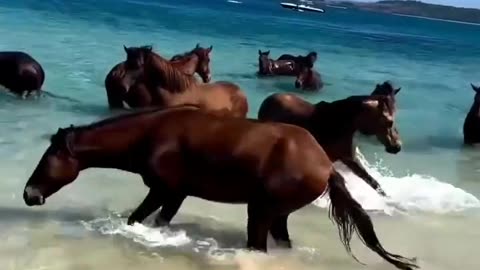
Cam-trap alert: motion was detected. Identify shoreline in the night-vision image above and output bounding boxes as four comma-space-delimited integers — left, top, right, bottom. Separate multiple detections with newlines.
392, 13, 480, 26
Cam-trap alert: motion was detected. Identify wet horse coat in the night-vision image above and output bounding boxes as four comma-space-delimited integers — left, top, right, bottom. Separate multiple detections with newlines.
463, 84, 480, 144
0, 51, 45, 96
104, 45, 212, 109
257, 88, 402, 196
23, 105, 417, 270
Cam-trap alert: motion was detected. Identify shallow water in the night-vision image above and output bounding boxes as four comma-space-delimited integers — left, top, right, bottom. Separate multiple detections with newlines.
1, 0, 480, 269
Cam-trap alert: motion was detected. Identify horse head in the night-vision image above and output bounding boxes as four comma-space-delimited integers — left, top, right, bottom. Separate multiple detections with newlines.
258, 50, 271, 75
124, 45, 153, 69
371, 81, 401, 97
357, 95, 402, 154
23, 125, 80, 206
191, 43, 213, 83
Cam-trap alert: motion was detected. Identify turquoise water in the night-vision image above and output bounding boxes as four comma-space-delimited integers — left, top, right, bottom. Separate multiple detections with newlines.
1, 0, 480, 269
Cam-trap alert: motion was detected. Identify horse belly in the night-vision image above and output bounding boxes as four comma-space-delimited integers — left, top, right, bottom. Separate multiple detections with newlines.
183, 168, 257, 204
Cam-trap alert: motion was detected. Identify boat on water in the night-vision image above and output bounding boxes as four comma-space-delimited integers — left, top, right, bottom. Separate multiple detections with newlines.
280, 2, 325, 13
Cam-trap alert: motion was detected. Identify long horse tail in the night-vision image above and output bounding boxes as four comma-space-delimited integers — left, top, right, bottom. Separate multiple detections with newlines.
326, 170, 419, 270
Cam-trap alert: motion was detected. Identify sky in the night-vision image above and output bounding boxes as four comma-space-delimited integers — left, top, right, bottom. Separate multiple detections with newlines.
354, 0, 480, 9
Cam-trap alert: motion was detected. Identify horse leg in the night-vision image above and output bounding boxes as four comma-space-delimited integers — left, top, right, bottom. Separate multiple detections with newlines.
246, 202, 274, 252
270, 214, 292, 248
154, 194, 186, 227
341, 158, 387, 197
127, 188, 164, 225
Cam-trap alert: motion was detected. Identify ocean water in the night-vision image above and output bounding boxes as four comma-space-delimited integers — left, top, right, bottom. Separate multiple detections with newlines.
1, 0, 480, 269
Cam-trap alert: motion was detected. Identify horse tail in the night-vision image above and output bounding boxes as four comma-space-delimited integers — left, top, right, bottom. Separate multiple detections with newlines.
326, 170, 418, 270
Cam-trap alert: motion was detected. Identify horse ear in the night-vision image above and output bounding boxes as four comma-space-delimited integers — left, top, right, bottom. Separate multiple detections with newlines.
258, 50, 262, 55
208, 45, 213, 53
266, 50, 270, 55
123, 45, 129, 54
363, 99, 379, 109
196, 43, 200, 48
394, 87, 401, 95
471, 83, 480, 93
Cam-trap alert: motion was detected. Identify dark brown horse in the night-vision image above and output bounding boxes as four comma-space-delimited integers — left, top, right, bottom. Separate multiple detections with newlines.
257, 50, 296, 76
277, 51, 318, 68
23, 105, 417, 270
124, 46, 247, 117
295, 65, 323, 91
463, 83, 480, 145
0, 51, 45, 97
104, 45, 212, 109
257, 86, 402, 197
170, 43, 213, 83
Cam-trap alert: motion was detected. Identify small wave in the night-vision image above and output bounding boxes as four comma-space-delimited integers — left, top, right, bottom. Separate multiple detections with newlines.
82, 216, 191, 247
227, 0, 243, 4
313, 148, 480, 215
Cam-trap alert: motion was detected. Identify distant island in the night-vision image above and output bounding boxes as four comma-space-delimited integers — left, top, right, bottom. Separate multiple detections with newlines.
324, 0, 480, 24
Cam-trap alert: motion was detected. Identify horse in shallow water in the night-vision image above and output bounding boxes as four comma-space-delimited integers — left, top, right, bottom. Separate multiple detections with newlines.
170, 43, 213, 83
0, 51, 45, 97
257, 82, 402, 197
23, 105, 417, 270
295, 64, 323, 91
277, 51, 318, 68
104, 45, 212, 109
125, 45, 247, 117
257, 50, 296, 76
463, 83, 480, 145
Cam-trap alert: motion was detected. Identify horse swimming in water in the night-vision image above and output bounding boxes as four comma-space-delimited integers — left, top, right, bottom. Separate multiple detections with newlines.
0, 51, 45, 97
257, 50, 296, 76
294, 63, 323, 91
104, 45, 212, 109
23, 105, 417, 270
257, 81, 403, 196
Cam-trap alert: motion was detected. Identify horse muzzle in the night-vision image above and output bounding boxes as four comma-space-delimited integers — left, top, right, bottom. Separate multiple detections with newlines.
23, 186, 45, 206
385, 144, 401, 154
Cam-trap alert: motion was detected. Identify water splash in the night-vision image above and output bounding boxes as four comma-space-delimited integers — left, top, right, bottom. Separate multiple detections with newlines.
313, 147, 480, 215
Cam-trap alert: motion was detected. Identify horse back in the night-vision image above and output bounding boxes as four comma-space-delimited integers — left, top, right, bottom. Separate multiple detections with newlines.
147, 109, 330, 203
258, 93, 314, 125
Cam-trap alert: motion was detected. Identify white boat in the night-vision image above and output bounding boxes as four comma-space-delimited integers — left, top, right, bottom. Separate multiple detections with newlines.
280, 2, 325, 13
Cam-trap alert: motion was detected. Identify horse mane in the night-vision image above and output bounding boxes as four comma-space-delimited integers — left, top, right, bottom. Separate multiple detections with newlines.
50, 104, 202, 148
145, 51, 197, 93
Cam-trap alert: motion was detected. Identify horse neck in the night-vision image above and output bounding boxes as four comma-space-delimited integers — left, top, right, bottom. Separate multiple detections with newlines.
171, 54, 198, 76
468, 98, 480, 118
147, 53, 197, 93
70, 111, 163, 172
309, 98, 361, 142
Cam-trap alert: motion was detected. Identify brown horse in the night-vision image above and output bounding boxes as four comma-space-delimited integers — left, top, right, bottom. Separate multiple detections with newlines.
23, 105, 417, 270
170, 43, 213, 83
257, 85, 402, 197
125, 46, 247, 117
277, 51, 318, 68
257, 50, 296, 76
295, 65, 323, 91
0, 51, 45, 97
104, 45, 211, 109
463, 83, 480, 145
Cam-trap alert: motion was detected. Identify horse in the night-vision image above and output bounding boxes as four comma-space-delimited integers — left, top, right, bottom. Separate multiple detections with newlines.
170, 43, 213, 83
257, 50, 296, 76
277, 51, 318, 68
125, 45, 247, 117
371, 80, 401, 96
463, 83, 480, 145
295, 64, 323, 91
0, 51, 45, 97
257, 85, 402, 197
104, 45, 212, 109
23, 105, 418, 270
